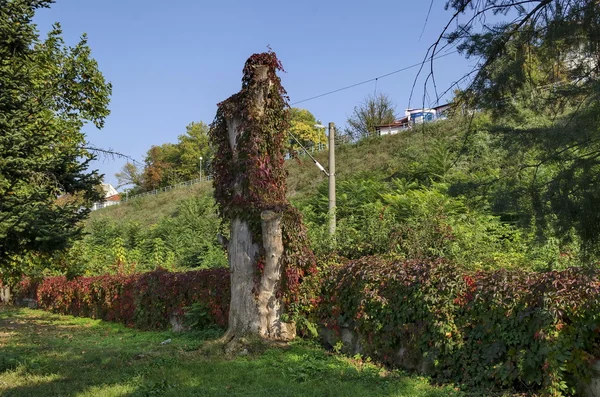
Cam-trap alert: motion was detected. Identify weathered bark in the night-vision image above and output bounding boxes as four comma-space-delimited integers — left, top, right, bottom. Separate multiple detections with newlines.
224, 211, 293, 340
257, 210, 284, 338
0, 285, 11, 304
225, 217, 260, 336
220, 61, 294, 342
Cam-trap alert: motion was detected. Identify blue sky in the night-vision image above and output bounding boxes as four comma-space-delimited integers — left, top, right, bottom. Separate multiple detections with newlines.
34, 0, 475, 186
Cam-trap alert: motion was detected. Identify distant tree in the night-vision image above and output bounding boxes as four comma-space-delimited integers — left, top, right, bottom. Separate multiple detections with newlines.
115, 162, 143, 189
345, 93, 396, 140
0, 0, 111, 277
176, 122, 213, 180
141, 145, 177, 190
288, 108, 327, 152
121, 122, 213, 192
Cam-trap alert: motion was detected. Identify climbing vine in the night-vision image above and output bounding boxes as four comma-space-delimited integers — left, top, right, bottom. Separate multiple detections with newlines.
209, 51, 316, 307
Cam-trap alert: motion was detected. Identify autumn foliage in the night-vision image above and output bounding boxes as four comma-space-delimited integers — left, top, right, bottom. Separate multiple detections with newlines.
315, 257, 600, 395
15, 268, 230, 330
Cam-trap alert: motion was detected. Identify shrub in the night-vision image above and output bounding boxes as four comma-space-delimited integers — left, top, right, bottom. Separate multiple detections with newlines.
11, 277, 39, 303
34, 268, 230, 330
316, 257, 600, 396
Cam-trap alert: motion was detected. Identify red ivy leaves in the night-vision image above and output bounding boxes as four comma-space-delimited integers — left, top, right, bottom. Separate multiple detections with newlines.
29, 268, 230, 330
314, 257, 600, 394
208, 51, 316, 308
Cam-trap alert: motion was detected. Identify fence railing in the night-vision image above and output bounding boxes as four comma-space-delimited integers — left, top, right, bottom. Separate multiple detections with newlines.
122, 175, 214, 202
90, 175, 213, 211
91, 142, 338, 211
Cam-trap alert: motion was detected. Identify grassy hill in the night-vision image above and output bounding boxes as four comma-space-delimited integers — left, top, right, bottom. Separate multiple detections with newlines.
92, 125, 442, 225
90, 183, 214, 228
78, 118, 582, 275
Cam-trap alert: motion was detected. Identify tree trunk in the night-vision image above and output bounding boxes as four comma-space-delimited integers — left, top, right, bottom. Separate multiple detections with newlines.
225, 217, 260, 336
257, 210, 285, 338
211, 52, 302, 345
224, 211, 293, 340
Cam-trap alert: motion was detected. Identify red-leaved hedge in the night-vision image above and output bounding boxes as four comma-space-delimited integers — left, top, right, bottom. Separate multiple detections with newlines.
8, 257, 600, 395
29, 268, 230, 330
315, 257, 600, 396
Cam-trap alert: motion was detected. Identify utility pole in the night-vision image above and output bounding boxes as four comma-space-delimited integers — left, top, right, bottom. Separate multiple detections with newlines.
328, 122, 336, 236
288, 121, 336, 236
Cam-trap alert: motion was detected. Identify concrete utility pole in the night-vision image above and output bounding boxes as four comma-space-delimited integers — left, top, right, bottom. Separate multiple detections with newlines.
290, 121, 336, 236
328, 122, 336, 236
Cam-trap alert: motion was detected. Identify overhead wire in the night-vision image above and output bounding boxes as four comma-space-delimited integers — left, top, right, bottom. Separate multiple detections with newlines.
290, 50, 459, 106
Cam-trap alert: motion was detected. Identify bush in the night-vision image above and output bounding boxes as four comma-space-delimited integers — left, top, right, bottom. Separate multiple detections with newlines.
316, 257, 600, 396
34, 268, 230, 330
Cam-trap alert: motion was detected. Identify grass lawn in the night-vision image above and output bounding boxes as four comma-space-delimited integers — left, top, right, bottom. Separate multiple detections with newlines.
0, 306, 462, 397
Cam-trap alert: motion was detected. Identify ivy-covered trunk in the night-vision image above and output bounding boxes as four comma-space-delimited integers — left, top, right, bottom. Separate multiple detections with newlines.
209, 52, 315, 341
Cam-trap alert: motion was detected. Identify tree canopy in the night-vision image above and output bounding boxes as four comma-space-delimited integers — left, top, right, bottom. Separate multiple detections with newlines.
0, 0, 112, 278
344, 93, 396, 140
430, 0, 600, 255
288, 108, 327, 152
117, 122, 212, 192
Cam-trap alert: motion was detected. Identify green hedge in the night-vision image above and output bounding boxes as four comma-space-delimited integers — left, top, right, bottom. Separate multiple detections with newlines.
315, 257, 600, 395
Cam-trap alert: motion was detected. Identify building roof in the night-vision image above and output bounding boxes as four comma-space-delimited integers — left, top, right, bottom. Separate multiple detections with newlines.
375, 103, 452, 130
100, 183, 118, 198
376, 116, 410, 129
105, 194, 121, 202
405, 103, 451, 113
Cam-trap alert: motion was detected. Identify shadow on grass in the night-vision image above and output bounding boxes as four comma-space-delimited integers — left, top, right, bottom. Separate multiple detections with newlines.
0, 307, 460, 397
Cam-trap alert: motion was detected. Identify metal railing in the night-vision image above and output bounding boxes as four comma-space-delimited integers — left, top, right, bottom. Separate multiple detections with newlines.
91, 142, 338, 211
122, 175, 213, 202
91, 175, 213, 211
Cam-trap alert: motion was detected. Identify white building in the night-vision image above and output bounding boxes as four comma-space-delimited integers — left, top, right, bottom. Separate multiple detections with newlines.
376, 103, 451, 136
91, 183, 121, 211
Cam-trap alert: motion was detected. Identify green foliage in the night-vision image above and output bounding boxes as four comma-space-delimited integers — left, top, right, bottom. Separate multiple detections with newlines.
118, 121, 213, 192
345, 93, 396, 140
0, 0, 111, 278
183, 302, 214, 331
442, 0, 600, 256
71, 195, 227, 276
291, 116, 586, 270
93, 115, 588, 276
316, 257, 600, 396
288, 108, 327, 151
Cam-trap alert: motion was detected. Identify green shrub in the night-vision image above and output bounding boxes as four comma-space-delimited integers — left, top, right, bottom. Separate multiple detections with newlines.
316, 257, 600, 396
183, 302, 214, 331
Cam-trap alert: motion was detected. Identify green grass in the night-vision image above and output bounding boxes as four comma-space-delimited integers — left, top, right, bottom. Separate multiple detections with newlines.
90, 183, 214, 227
0, 306, 462, 397
89, 126, 439, 228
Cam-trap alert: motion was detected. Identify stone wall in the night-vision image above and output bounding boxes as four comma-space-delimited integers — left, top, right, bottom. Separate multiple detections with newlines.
319, 322, 600, 396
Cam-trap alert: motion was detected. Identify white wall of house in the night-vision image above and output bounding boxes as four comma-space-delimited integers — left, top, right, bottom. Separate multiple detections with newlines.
377, 125, 408, 136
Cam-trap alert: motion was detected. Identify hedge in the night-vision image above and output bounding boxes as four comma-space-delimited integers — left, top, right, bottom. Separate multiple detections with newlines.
8, 258, 600, 395
16, 268, 230, 330
315, 257, 600, 395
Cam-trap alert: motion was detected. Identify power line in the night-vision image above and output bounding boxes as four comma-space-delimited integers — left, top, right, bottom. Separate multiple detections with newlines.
290, 50, 459, 105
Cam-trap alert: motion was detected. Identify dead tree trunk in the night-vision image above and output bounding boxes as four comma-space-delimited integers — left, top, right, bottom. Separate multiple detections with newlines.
257, 210, 285, 337
211, 52, 304, 342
